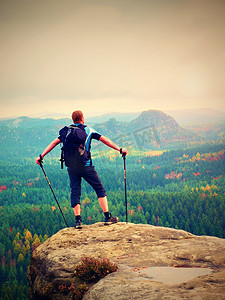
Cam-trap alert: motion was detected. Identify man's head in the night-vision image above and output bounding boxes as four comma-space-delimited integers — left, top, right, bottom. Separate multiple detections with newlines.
72, 110, 84, 124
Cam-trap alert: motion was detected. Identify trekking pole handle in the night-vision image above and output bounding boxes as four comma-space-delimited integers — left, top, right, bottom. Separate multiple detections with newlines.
38, 154, 43, 166
120, 148, 126, 158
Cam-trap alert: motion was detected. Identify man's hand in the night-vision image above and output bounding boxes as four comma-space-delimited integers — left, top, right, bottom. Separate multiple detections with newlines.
35, 155, 43, 165
120, 148, 128, 156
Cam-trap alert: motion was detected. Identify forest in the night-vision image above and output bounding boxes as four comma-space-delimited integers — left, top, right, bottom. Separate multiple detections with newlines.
0, 119, 225, 299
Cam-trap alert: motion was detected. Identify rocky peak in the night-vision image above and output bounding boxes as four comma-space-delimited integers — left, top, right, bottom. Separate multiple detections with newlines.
128, 110, 200, 148
27, 223, 225, 299
132, 110, 179, 127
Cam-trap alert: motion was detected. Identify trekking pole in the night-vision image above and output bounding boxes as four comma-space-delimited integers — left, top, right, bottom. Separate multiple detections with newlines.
38, 155, 69, 228
122, 153, 128, 224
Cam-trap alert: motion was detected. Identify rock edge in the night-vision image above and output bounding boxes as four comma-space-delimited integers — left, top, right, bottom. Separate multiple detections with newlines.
27, 223, 225, 299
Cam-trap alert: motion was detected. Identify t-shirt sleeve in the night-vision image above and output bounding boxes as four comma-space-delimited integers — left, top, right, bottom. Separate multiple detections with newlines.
91, 132, 101, 140
87, 126, 101, 140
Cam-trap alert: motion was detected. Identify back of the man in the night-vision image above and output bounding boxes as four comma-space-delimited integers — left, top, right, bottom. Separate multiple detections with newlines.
59, 124, 90, 168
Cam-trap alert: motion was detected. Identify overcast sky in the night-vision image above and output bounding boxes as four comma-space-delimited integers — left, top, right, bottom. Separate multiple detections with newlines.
0, 0, 225, 118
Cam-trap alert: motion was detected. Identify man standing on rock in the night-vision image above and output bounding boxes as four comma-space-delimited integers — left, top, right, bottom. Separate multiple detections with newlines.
36, 110, 127, 229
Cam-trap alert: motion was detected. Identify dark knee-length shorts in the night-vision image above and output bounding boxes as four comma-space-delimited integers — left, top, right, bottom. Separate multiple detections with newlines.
67, 165, 106, 207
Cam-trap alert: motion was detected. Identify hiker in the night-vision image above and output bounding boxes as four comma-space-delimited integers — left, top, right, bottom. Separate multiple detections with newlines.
35, 110, 127, 228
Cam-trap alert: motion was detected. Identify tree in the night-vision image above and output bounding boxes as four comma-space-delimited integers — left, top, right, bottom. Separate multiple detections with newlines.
82, 197, 91, 207
17, 253, 24, 263
14, 243, 21, 257
24, 230, 32, 241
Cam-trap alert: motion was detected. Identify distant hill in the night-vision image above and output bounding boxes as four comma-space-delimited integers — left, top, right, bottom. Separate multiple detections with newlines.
131, 110, 198, 148
27, 111, 70, 119
93, 110, 203, 149
0, 116, 71, 128
86, 108, 225, 125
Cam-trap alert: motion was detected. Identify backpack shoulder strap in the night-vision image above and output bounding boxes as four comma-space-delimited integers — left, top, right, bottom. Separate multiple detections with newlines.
69, 124, 87, 130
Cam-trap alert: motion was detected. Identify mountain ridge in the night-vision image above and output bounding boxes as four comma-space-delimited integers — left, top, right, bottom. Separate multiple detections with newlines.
1, 110, 223, 158
1, 107, 224, 125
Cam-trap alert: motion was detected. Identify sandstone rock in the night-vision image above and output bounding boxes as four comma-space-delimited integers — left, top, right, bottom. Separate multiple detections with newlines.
27, 223, 225, 299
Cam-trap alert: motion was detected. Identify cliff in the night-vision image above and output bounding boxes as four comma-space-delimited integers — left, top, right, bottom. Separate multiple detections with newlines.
27, 223, 225, 299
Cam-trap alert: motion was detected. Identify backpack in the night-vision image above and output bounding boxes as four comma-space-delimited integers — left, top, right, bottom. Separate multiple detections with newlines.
59, 124, 90, 168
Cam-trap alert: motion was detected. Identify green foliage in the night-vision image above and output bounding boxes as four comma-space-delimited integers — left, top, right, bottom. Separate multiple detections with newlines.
0, 124, 225, 300
74, 256, 118, 283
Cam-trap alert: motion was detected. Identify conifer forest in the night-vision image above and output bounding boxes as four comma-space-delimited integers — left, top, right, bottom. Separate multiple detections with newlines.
0, 115, 225, 299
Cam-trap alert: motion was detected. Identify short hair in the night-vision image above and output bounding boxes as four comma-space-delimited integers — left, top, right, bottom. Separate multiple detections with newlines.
72, 110, 84, 123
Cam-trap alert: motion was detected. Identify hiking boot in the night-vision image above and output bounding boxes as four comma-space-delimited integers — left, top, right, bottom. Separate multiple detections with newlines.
104, 213, 119, 225
75, 219, 82, 229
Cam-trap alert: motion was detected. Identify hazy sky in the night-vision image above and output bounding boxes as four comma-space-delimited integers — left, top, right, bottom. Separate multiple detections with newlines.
0, 0, 225, 118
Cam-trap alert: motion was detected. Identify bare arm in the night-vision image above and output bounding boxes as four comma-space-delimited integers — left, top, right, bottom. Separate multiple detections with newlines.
35, 138, 61, 165
99, 136, 128, 156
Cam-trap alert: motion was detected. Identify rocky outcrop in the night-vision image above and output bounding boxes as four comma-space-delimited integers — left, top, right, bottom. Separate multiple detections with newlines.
27, 223, 225, 299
